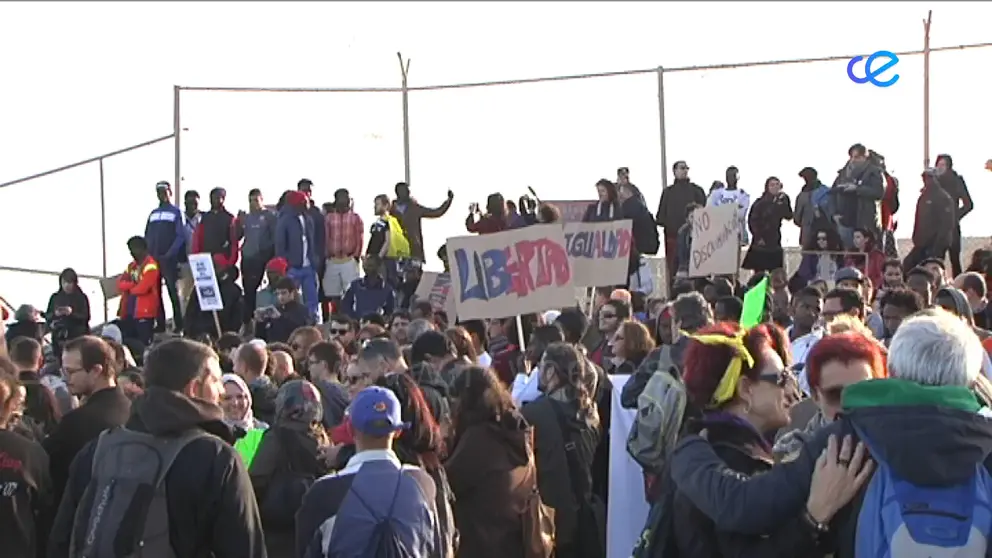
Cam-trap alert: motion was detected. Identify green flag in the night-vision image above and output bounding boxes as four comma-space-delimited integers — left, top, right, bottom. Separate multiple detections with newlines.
234, 428, 267, 469
740, 276, 769, 328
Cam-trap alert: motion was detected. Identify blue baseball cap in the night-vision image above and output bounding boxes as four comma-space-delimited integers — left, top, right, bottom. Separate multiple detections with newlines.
350, 386, 409, 437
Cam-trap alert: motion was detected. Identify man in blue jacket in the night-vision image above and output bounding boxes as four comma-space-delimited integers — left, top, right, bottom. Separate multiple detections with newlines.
340, 255, 395, 320
145, 181, 186, 332
275, 190, 320, 323
667, 310, 992, 556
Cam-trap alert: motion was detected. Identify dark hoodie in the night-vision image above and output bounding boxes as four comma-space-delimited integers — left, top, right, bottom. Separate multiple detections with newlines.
444, 412, 534, 558
408, 362, 451, 429
45, 268, 91, 342
48, 386, 267, 558
666, 379, 992, 557
0, 426, 52, 558
656, 179, 706, 235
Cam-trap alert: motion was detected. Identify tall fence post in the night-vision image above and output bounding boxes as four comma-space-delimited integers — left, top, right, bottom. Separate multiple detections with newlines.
174, 85, 182, 204
99, 158, 109, 323
923, 10, 932, 169
656, 66, 669, 192
398, 53, 412, 186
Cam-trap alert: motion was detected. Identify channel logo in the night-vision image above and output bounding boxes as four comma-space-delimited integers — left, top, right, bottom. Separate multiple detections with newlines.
847, 50, 900, 88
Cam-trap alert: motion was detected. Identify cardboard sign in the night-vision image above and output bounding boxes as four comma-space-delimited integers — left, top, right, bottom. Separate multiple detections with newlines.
562, 220, 632, 287
543, 200, 595, 224
446, 224, 574, 320
414, 271, 457, 318
688, 204, 740, 277
189, 253, 224, 311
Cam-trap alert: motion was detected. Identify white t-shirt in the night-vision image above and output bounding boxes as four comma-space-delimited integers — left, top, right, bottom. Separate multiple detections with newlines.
478, 351, 492, 368
511, 367, 542, 406
708, 186, 751, 244
298, 215, 310, 268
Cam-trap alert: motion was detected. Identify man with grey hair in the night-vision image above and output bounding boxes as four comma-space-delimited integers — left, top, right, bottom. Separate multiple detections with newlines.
660, 308, 992, 552
406, 318, 435, 346
670, 292, 713, 370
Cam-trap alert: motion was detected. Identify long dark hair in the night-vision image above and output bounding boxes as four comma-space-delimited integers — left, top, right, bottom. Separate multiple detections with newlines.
803, 226, 843, 252
374, 372, 446, 470
485, 193, 507, 220
449, 366, 517, 443
540, 343, 599, 427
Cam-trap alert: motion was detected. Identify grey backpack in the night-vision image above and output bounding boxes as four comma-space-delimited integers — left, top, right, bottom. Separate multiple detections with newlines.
69, 427, 208, 558
626, 352, 687, 472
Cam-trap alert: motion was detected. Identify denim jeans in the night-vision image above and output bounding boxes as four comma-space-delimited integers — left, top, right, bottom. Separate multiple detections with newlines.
287, 266, 320, 324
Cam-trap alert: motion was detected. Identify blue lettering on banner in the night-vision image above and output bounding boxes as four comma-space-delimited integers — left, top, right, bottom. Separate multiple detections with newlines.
454, 238, 571, 303
563, 228, 632, 260
847, 50, 900, 88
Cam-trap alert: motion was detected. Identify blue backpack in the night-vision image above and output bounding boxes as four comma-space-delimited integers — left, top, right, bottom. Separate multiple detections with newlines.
854, 424, 992, 557
326, 461, 434, 558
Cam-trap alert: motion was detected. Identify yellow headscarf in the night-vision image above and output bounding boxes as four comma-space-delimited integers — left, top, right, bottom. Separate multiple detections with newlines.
684, 329, 755, 408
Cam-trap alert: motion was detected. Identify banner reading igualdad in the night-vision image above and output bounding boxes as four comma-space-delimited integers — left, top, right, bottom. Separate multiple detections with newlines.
446, 224, 574, 320
562, 220, 632, 287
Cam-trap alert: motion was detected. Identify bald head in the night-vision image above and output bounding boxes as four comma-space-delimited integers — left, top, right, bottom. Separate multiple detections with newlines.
234, 342, 268, 382
270, 350, 295, 385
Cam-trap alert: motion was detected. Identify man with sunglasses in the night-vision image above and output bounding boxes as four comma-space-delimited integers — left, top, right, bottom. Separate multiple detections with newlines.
656, 160, 706, 292
326, 314, 358, 355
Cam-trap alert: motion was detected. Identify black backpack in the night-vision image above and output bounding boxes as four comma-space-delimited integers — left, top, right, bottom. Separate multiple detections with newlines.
259, 427, 318, 530
550, 401, 606, 558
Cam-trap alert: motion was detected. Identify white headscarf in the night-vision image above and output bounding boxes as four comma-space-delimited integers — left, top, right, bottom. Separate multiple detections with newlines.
221, 373, 259, 431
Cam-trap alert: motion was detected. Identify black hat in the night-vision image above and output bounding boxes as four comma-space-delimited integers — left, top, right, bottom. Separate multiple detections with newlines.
798, 167, 817, 178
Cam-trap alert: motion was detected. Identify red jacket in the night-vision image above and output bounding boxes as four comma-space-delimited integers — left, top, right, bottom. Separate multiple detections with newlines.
880, 172, 899, 232
117, 255, 160, 320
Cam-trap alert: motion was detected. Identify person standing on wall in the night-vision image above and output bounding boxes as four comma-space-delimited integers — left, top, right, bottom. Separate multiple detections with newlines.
323, 188, 364, 317
178, 190, 202, 317
191, 187, 240, 285
391, 181, 454, 263
238, 189, 277, 331
935, 154, 975, 277
656, 160, 706, 292
145, 181, 186, 334
275, 191, 321, 323
297, 179, 326, 322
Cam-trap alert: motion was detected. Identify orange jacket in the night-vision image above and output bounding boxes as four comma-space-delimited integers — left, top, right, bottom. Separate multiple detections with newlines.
117, 255, 161, 320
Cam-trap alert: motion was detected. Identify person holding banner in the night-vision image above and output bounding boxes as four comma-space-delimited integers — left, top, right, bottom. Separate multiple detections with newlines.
583, 179, 622, 223
466, 193, 510, 235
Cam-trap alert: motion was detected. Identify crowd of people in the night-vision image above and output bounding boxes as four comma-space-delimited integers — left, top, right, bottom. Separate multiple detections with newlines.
1, 147, 992, 558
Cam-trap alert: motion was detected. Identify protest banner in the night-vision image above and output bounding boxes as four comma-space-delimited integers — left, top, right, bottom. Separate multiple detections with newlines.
543, 200, 595, 223
562, 220, 632, 287
446, 224, 574, 320
688, 204, 740, 277
189, 253, 224, 336
414, 271, 457, 317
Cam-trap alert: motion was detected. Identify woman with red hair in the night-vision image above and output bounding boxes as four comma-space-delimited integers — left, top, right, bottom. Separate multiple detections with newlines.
774, 332, 887, 459
672, 322, 833, 556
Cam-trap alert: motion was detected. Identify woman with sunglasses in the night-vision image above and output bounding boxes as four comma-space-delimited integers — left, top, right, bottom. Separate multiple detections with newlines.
773, 332, 886, 460
668, 322, 837, 557
790, 227, 845, 293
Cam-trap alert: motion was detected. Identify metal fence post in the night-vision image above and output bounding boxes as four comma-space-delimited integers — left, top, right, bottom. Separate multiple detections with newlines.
657, 66, 668, 191
398, 53, 412, 186
174, 85, 182, 203
99, 157, 109, 323
923, 10, 932, 169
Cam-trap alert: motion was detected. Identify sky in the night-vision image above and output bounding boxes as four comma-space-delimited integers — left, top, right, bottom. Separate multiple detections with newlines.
1, 1, 990, 322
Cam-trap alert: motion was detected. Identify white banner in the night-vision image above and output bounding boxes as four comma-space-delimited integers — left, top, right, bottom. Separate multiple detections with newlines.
688, 204, 740, 277
607, 374, 649, 558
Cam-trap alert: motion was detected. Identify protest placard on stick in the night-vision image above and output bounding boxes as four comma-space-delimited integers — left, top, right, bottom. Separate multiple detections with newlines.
688, 204, 740, 278
562, 220, 632, 287
446, 224, 574, 320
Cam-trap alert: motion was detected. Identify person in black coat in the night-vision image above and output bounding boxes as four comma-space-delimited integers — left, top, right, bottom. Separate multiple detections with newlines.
256, 277, 312, 343
583, 179, 623, 223
618, 182, 661, 291
45, 268, 91, 357
743, 177, 794, 273
0, 368, 54, 558
42, 335, 131, 509
935, 154, 975, 277
47, 338, 266, 558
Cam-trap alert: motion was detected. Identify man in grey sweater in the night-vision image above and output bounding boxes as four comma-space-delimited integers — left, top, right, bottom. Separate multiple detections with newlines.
238, 188, 277, 329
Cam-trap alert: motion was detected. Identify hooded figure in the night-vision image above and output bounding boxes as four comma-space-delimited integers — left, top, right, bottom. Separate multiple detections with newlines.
46, 268, 91, 352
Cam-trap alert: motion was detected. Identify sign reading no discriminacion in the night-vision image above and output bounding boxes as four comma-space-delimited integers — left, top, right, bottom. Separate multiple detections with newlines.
688, 204, 740, 277
189, 253, 224, 312
447, 224, 574, 320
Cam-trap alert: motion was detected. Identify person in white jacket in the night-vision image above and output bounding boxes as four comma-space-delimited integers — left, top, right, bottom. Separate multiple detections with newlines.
707, 165, 751, 245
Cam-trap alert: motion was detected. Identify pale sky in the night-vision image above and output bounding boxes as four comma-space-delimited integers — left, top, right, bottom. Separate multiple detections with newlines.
1, 1, 989, 319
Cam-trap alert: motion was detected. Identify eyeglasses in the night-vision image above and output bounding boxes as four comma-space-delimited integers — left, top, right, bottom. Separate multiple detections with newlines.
757, 368, 796, 388
818, 385, 845, 405
330, 328, 349, 335
345, 374, 368, 386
